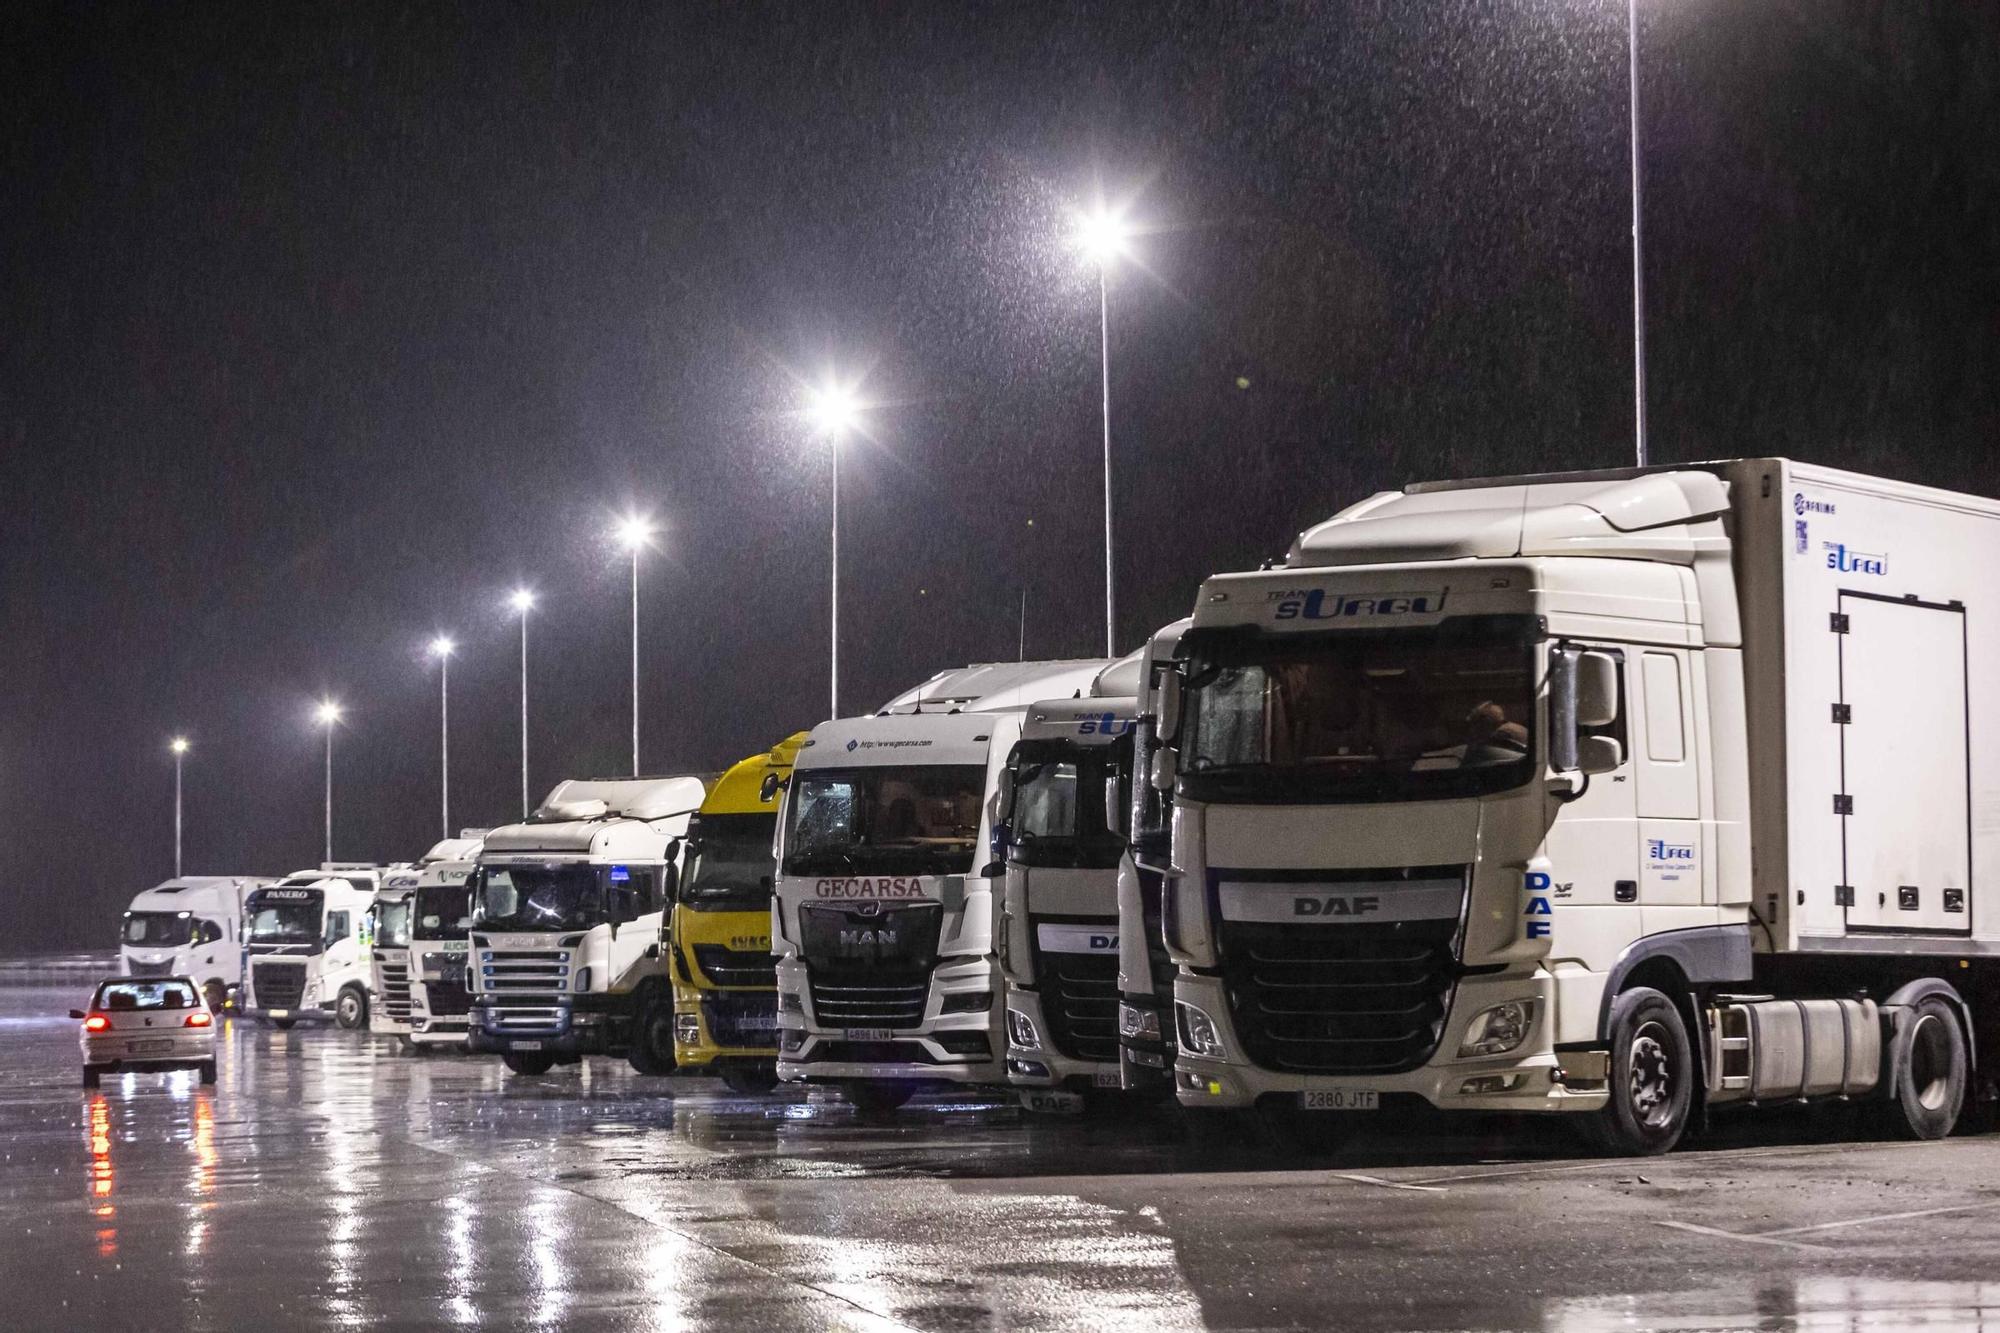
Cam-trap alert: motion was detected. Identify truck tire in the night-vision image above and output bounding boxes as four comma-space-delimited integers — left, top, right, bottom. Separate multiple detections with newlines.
720, 1065, 779, 1096
82, 1066, 101, 1089
844, 1080, 915, 1118
502, 1051, 557, 1076
1584, 986, 1694, 1156
272, 1018, 297, 1031
1883, 996, 1967, 1141
202, 980, 227, 1014
335, 985, 369, 1031
627, 998, 678, 1077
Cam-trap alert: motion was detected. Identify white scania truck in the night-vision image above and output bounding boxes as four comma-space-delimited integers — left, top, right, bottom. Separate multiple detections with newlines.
468, 776, 705, 1077
241, 865, 383, 1029
119, 876, 270, 1012
998, 654, 1144, 1110
370, 835, 485, 1044
1156, 460, 1998, 1153
773, 660, 1107, 1114
407, 847, 484, 1050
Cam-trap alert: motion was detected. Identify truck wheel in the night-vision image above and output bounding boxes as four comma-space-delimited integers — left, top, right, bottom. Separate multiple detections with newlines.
626, 1000, 678, 1076
335, 986, 369, 1030
202, 980, 227, 1014
844, 1080, 915, 1118
502, 1052, 557, 1076
82, 1066, 101, 1089
199, 1060, 217, 1086
272, 1018, 297, 1030
1585, 987, 1694, 1156
720, 1065, 779, 1096
1884, 996, 1967, 1141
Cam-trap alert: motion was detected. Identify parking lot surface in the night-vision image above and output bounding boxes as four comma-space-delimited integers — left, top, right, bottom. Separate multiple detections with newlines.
5, 981, 2000, 1331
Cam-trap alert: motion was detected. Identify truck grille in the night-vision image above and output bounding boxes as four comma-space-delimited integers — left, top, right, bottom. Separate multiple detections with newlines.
378, 961, 412, 1022
808, 975, 929, 1029
691, 944, 776, 989
1215, 868, 1466, 1076
477, 948, 570, 1032
252, 960, 307, 1010
701, 991, 779, 1049
1029, 941, 1120, 1063
800, 903, 942, 1031
421, 978, 472, 1017
124, 958, 176, 978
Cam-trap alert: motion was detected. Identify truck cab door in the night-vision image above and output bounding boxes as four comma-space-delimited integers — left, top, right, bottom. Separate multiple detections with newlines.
1633, 649, 1703, 910
1542, 647, 1641, 916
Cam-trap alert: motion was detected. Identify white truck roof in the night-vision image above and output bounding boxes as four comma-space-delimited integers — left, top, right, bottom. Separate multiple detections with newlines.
124, 877, 264, 914
482, 775, 707, 856
796, 710, 1000, 771
877, 660, 1109, 715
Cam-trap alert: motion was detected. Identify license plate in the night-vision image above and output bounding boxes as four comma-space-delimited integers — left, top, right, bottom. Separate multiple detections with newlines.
133, 1040, 174, 1054
510, 1040, 543, 1051
844, 1028, 893, 1042
1093, 1068, 1123, 1089
1301, 1089, 1378, 1111
269, 1009, 290, 1019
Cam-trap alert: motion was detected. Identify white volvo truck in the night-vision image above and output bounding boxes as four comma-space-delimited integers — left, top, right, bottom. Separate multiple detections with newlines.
468, 777, 705, 1077
371, 835, 486, 1043
1115, 620, 1191, 1098
1157, 460, 1999, 1154
773, 660, 1107, 1115
407, 846, 484, 1050
119, 876, 269, 1011
240, 865, 383, 1029
998, 654, 1144, 1111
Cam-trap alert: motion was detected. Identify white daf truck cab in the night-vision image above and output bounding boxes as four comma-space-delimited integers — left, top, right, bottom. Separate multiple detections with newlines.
998, 654, 1144, 1111
773, 660, 1107, 1115
240, 865, 383, 1030
1157, 460, 1999, 1154
406, 844, 485, 1050
468, 776, 705, 1077
119, 876, 269, 1012
370, 834, 485, 1043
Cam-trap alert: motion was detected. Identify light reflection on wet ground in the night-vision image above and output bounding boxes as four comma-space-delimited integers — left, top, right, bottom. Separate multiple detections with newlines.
5, 982, 2000, 1331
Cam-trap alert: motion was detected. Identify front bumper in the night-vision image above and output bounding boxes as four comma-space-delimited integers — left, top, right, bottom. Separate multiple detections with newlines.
1171, 969, 1608, 1113
775, 954, 1003, 1085
671, 985, 779, 1065
467, 995, 626, 1058
241, 1004, 334, 1025
1003, 989, 1118, 1090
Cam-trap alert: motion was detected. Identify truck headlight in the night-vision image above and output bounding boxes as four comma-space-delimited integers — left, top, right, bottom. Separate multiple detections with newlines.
1119, 1003, 1160, 1041
1006, 1008, 1041, 1051
1176, 1002, 1225, 1058
674, 1013, 701, 1046
1458, 1000, 1537, 1058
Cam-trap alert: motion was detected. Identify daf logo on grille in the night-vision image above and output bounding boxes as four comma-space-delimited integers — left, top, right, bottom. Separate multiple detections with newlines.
849, 901, 883, 918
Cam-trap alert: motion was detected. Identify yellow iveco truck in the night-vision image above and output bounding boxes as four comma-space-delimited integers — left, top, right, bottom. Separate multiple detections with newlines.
671, 734, 806, 1095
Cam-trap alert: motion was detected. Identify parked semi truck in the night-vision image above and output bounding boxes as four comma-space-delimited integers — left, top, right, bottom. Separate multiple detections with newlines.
773, 660, 1108, 1114
468, 776, 706, 1077
1155, 459, 2000, 1154
240, 865, 383, 1029
407, 850, 482, 1049
371, 834, 485, 1044
670, 734, 806, 1095
119, 875, 270, 1011
998, 654, 1143, 1111
1116, 621, 1190, 1098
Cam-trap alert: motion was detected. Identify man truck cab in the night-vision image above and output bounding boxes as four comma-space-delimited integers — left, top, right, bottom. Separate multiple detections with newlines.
671, 734, 806, 1095
240, 865, 382, 1029
998, 655, 1142, 1111
371, 834, 485, 1044
120, 876, 269, 1012
468, 775, 706, 1077
773, 660, 1107, 1115
1158, 461, 2000, 1154
407, 845, 484, 1050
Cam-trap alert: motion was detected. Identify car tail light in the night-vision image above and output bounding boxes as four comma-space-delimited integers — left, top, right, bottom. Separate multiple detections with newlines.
184, 1011, 212, 1028
83, 1014, 110, 1032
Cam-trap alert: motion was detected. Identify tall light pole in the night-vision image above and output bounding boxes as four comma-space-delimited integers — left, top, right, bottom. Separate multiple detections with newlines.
1626, 0, 1648, 469
429, 637, 455, 839
806, 381, 861, 719
314, 700, 341, 864
615, 516, 655, 776
510, 589, 535, 818
1077, 204, 1132, 657
169, 736, 189, 878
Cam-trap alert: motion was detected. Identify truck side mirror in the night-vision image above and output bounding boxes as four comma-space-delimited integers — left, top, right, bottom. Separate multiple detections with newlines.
1577, 734, 1624, 775
1157, 670, 1185, 745
759, 772, 789, 804
1575, 651, 1620, 728
1150, 745, 1179, 793
1104, 774, 1126, 837
993, 767, 1017, 822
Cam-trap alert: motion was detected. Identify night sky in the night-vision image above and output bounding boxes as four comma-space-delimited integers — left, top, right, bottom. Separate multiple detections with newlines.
5, 2, 1995, 950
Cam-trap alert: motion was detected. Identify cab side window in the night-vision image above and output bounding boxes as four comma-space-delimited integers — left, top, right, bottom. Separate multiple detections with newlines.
193, 919, 223, 946
605, 869, 656, 924
324, 910, 351, 948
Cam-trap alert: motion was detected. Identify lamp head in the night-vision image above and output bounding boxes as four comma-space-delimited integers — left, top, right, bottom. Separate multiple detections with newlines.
615, 514, 656, 552
169, 736, 190, 755
1076, 205, 1133, 267
429, 635, 456, 659
806, 381, 862, 439
509, 588, 536, 614
315, 701, 342, 728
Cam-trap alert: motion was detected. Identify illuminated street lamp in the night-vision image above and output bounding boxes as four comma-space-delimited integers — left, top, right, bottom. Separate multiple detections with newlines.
1075, 202, 1132, 657
807, 380, 863, 718
169, 736, 190, 878
314, 700, 342, 863
509, 589, 535, 818
615, 515, 656, 775
429, 636, 455, 839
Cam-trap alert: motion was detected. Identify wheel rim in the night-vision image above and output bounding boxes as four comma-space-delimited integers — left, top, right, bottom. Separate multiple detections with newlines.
339, 994, 359, 1024
1628, 1021, 1676, 1129
1909, 1013, 1954, 1112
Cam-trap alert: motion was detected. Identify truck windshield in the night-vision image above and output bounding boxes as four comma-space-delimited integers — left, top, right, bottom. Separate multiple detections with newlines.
1179, 617, 1537, 803
375, 899, 412, 948
782, 765, 985, 877
682, 812, 777, 908
246, 893, 323, 945
122, 912, 191, 947
413, 883, 472, 939
1010, 743, 1126, 870
472, 864, 655, 932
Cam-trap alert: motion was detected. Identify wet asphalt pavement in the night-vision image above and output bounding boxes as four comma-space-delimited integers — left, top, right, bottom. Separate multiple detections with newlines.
6, 982, 2000, 1331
